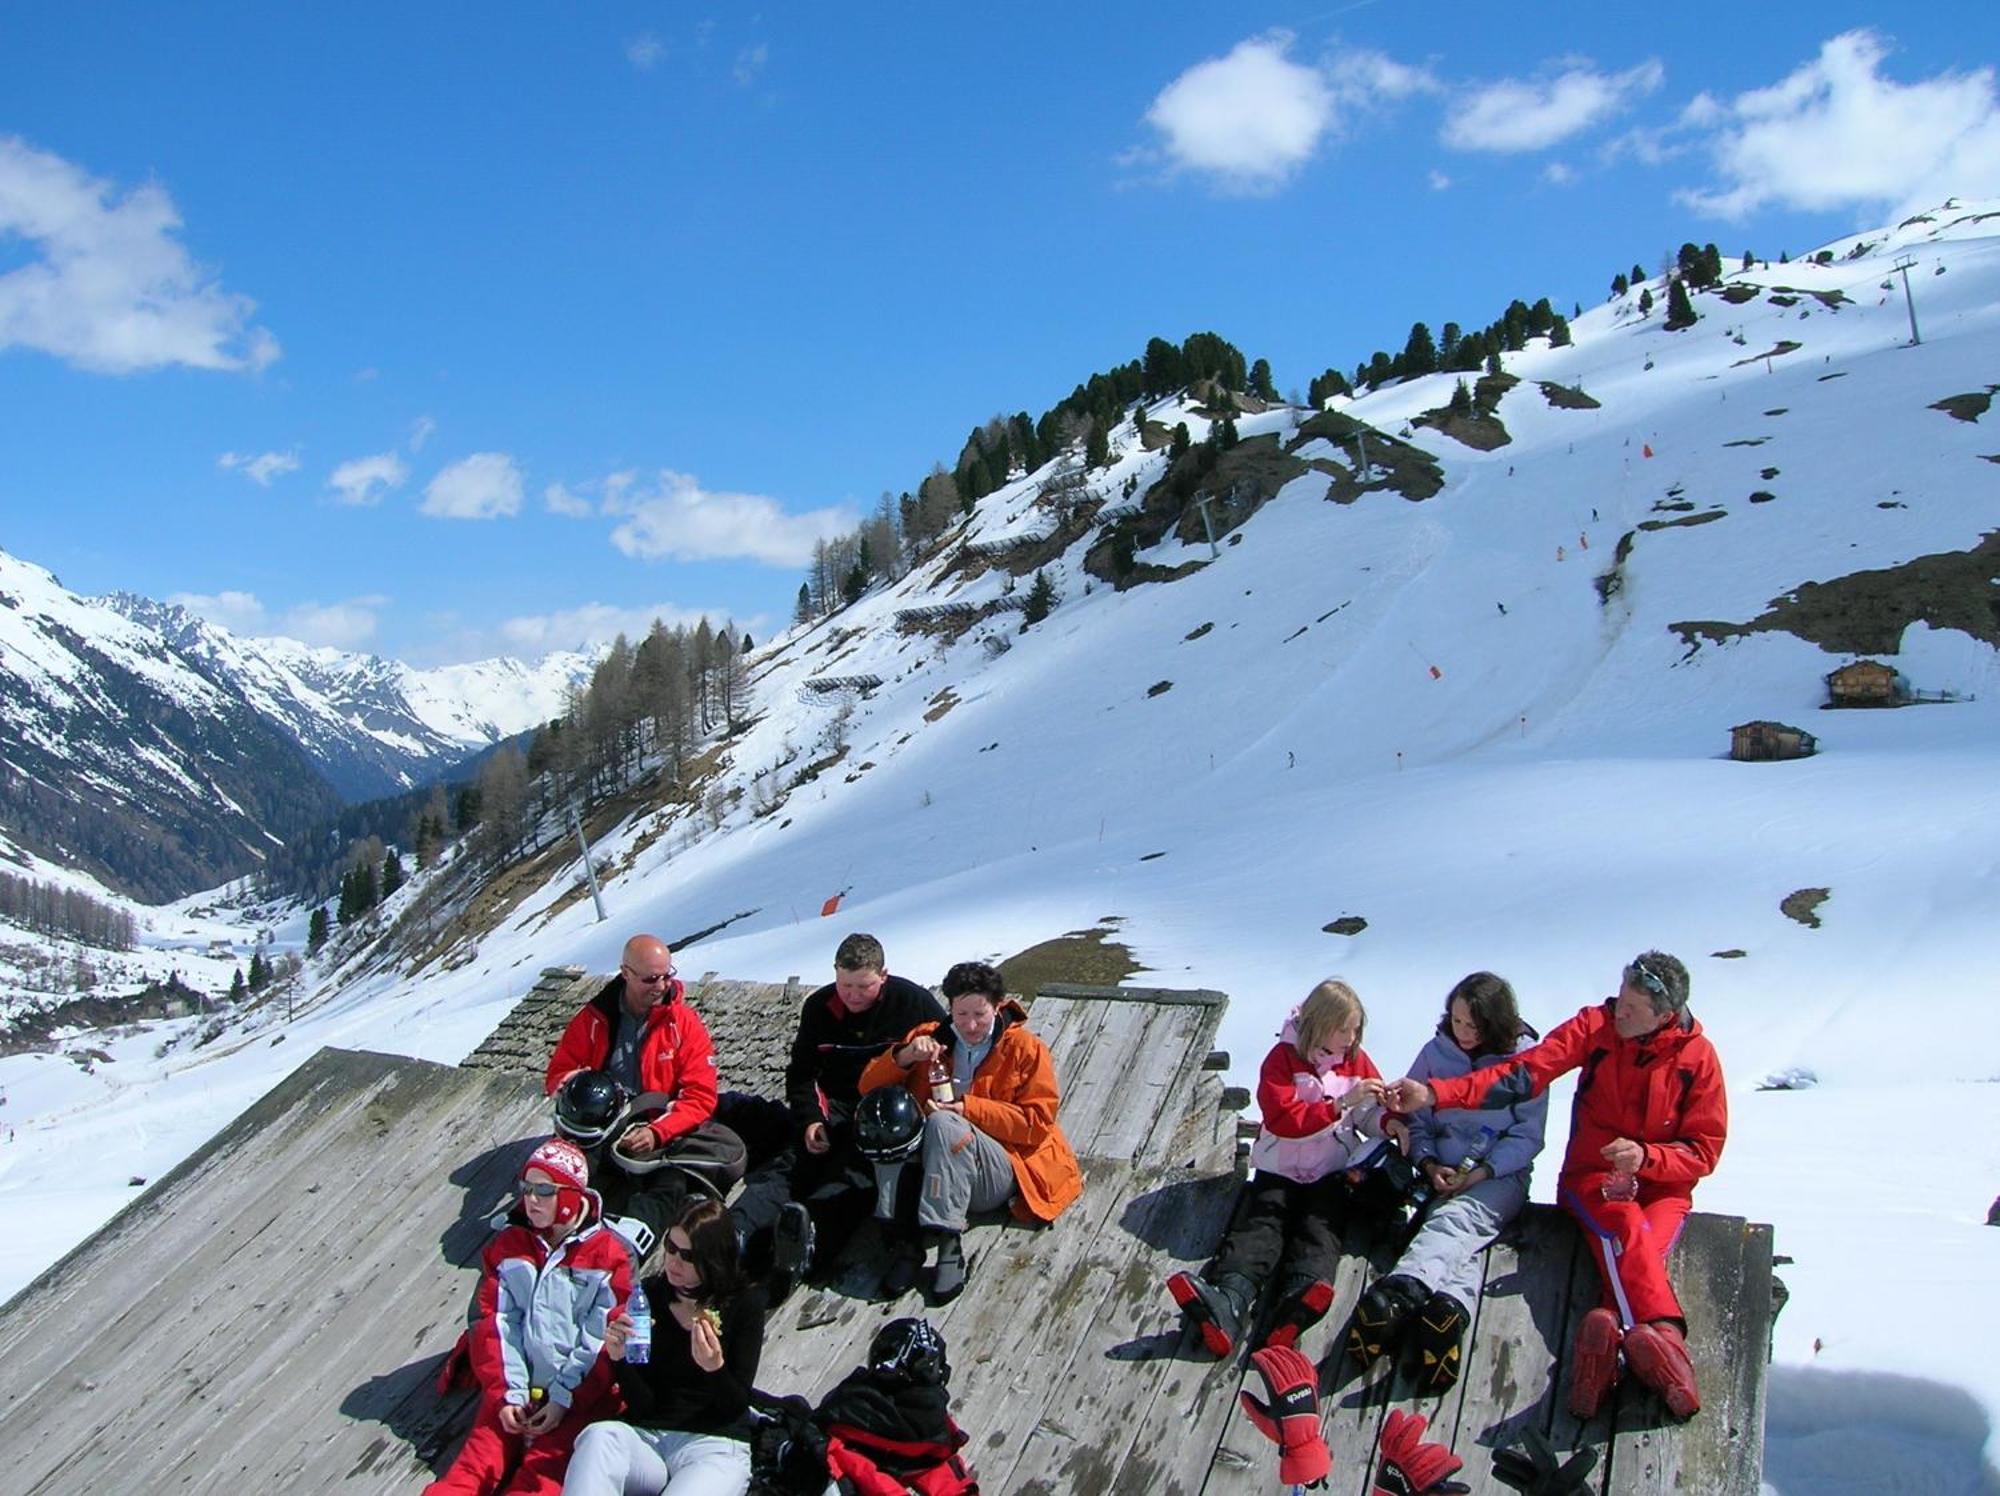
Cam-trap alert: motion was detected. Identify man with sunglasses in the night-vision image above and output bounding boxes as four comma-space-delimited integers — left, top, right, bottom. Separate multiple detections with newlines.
1386, 951, 1725, 1422
546, 935, 724, 1250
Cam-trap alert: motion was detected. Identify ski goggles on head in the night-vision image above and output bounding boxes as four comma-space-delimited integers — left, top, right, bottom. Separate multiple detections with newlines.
518, 1179, 564, 1199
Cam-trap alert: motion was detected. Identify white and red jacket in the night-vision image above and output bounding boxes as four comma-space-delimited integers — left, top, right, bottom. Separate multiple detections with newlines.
1246, 1011, 1385, 1184
469, 1217, 631, 1412
544, 975, 719, 1145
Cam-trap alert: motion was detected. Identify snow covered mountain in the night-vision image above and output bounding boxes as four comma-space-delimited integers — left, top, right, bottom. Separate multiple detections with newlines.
0, 557, 597, 899
5, 201, 2000, 1488
107, 594, 594, 801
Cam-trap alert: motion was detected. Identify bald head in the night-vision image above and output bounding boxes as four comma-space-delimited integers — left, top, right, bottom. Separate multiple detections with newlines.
618, 934, 674, 1020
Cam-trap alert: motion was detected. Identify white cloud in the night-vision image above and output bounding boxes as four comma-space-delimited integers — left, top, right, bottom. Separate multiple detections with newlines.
498, 601, 724, 658
408, 415, 436, 452
544, 481, 595, 518
606, 470, 854, 567
1444, 59, 1664, 153
0, 136, 279, 375
1142, 32, 1336, 193
626, 34, 664, 70
218, 449, 301, 486
1428, 169, 1453, 191
168, 590, 386, 650
1677, 31, 2000, 220
327, 451, 409, 507
733, 43, 769, 86
1543, 161, 1578, 186
421, 452, 524, 521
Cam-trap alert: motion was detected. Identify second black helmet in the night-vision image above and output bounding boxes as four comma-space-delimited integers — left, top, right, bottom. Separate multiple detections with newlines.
854, 1084, 924, 1164
554, 1070, 626, 1146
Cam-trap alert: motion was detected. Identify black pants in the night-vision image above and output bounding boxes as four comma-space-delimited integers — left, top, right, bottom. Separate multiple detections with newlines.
1209, 1170, 1365, 1291
731, 1132, 878, 1271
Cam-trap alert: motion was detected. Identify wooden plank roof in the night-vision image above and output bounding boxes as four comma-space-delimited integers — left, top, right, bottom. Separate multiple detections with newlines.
0, 973, 1770, 1494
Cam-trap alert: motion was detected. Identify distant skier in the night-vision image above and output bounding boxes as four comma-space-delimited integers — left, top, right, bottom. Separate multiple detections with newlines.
1166, 979, 1392, 1356
1387, 953, 1724, 1420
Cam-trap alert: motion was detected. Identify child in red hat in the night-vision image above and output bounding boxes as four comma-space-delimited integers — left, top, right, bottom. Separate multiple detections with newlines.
426, 1138, 633, 1496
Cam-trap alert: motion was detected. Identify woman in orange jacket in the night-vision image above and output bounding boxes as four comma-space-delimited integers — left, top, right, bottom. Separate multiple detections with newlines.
858, 961, 1082, 1302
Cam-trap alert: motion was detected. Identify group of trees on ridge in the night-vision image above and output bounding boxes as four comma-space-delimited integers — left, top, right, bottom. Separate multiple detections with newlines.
793, 332, 1265, 624
0, 870, 137, 951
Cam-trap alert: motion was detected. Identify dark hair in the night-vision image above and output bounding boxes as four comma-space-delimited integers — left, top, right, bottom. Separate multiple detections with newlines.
1442, 971, 1528, 1056
666, 1196, 742, 1305
834, 932, 887, 973
940, 961, 1005, 1003
1623, 951, 1690, 1017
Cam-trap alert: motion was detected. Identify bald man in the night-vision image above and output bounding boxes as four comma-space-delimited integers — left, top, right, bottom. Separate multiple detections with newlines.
548, 935, 718, 1149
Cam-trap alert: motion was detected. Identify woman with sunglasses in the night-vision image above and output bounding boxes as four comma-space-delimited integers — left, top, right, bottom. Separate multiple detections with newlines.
427, 1138, 631, 1496
563, 1198, 767, 1496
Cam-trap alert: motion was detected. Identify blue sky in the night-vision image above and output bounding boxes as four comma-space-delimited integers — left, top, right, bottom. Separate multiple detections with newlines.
2, 3, 1996, 663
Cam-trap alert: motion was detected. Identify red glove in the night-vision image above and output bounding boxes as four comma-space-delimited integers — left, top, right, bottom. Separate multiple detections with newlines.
1239, 1344, 1330, 1488
1373, 1409, 1468, 1495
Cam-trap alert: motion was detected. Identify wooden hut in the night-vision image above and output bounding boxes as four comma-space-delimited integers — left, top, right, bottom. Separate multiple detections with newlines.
1825, 658, 1903, 706
1731, 720, 1817, 761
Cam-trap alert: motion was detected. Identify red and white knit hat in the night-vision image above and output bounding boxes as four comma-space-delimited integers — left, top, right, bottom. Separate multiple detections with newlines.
523, 1137, 590, 1192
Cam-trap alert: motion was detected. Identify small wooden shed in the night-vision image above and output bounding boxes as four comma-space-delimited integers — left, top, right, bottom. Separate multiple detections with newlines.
1825, 658, 1903, 706
1731, 720, 1818, 761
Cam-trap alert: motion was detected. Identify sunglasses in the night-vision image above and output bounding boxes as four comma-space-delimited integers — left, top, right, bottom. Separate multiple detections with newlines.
1628, 960, 1669, 1004
518, 1179, 564, 1198
662, 1237, 695, 1261
623, 966, 676, 986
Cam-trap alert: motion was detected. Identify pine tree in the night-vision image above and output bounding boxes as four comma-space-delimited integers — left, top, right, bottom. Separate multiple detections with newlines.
1484, 348, 1502, 376
229, 967, 247, 1001
1169, 423, 1191, 460
794, 583, 813, 626
1638, 286, 1655, 315
1449, 379, 1474, 416
740, 633, 754, 653
307, 906, 329, 955
1664, 276, 1697, 331
381, 851, 405, 899
1218, 418, 1239, 450
1741, 249, 1755, 271
1021, 569, 1058, 626
1401, 322, 1438, 377
1631, 263, 1647, 285
1550, 315, 1572, 347
248, 951, 269, 990
1085, 419, 1110, 470
1248, 358, 1277, 401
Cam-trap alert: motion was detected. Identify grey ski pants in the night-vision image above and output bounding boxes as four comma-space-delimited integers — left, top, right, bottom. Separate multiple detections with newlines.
874, 1109, 1017, 1232
1388, 1170, 1529, 1309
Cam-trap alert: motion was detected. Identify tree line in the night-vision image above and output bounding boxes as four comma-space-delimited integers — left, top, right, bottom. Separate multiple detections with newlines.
793, 332, 1260, 624
0, 870, 137, 950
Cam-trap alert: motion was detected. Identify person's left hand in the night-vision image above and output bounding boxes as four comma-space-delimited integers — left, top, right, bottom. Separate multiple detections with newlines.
1383, 1116, 1411, 1153
690, 1314, 725, 1373
497, 1404, 531, 1436
923, 1098, 965, 1117
1600, 1137, 1644, 1173
604, 1308, 632, 1361
521, 1400, 563, 1437
619, 1123, 658, 1155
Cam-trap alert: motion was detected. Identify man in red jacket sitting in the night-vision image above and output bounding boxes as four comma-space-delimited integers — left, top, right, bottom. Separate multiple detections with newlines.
546, 934, 729, 1254
1386, 952, 1724, 1421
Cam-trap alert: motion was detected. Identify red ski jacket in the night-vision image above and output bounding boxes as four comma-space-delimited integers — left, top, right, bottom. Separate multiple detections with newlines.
544, 976, 719, 1145
1426, 999, 1725, 1194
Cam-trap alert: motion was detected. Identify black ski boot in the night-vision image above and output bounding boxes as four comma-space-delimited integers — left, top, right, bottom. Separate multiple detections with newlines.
1344, 1273, 1428, 1369
1409, 1290, 1471, 1393
1264, 1274, 1336, 1350
1167, 1269, 1254, 1357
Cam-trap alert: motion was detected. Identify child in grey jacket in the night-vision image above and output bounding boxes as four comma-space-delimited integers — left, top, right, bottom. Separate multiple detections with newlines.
1348, 972, 1546, 1392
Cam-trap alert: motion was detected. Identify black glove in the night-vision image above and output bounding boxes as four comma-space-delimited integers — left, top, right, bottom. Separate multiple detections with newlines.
1492, 1429, 1598, 1495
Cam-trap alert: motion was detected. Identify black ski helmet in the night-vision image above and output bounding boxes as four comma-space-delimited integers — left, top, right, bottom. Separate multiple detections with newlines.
869, 1317, 950, 1386
854, 1084, 923, 1164
554, 1070, 626, 1146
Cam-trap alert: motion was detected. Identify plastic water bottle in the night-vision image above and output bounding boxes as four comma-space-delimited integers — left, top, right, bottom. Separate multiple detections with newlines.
624, 1284, 652, 1365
